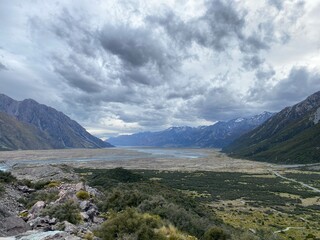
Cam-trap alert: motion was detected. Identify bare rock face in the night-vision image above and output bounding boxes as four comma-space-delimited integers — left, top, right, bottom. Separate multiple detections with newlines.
29, 201, 46, 218
0, 206, 31, 237
75, 182, 85, 192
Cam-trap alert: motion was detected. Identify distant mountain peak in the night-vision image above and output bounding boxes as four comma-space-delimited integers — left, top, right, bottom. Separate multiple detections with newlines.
108, 111, 273, 148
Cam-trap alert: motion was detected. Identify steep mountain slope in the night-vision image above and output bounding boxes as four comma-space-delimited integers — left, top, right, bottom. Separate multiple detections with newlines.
108, 112, 274, 148
0, 112, 52, 150
0, 94, 113, 149
224, 91, 320, 164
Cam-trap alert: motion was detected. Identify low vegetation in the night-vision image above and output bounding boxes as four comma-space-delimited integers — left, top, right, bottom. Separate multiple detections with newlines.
76, 190, 90, 200
0, 170, 16, 183
76, 169, 320, 240
18, 190, 59, 209
41, 200, 81, 224
0, 170, 16, 194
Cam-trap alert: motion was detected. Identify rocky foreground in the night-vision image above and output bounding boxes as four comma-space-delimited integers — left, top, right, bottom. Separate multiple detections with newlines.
0, 165, 104, 239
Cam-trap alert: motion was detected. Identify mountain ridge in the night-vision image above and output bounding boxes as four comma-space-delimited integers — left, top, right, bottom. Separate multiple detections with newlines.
223, 91, 320, 163
0, 94, 113, 150
108, 112, 274, 148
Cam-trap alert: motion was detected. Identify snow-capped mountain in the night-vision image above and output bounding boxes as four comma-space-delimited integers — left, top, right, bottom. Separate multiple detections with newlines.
107, 112, 274, 148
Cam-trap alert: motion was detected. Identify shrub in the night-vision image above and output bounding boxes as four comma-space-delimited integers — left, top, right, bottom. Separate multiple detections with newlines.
46, 181, 61, 188
138, 196, 211, 237
76, 190, 90, 200
94, 208, 166, 240
203, 227, 229, 240
0, 170, 16, 183
99, 189, 147, 212
18, 190, 59, 209
42, 200, 81, 224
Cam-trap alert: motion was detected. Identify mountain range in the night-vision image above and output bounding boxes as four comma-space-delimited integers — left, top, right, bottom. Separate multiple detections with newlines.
223, 91, 320, 164
107, 112, 274, 148
0, 94, 113, 150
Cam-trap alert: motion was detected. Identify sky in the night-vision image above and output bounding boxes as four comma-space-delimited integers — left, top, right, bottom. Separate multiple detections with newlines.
0, 0, 320, 138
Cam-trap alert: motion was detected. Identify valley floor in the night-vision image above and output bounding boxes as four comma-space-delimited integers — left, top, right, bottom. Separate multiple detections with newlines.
0, 147, 307, 173
0, 148, 319, 239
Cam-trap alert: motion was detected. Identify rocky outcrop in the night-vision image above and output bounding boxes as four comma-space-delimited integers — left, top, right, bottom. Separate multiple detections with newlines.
20, 182, 102, 239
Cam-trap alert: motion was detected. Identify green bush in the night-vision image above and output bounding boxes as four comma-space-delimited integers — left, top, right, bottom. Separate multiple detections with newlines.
99, 189, 147, 212
94, 208, 166, 240
203, 227, 229, 240
0, 170, 16, 183
18, 190, 59, 209
17, 179, 51, 190
41, 200, 81, 224
46, 181, 61, 188
76, 190, 90, 200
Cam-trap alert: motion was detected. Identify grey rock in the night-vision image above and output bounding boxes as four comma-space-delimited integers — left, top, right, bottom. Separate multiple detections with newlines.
63, 221, 78, 234
86, 208, 97, 220
79, 200, 90, 211
56, 190, 77, 204
93, 216, 104, 224
27, 216, 51, 229
29, 201, 46, 216
0, 215, 31, 237
80, 212, 89, 221
75, 182, 85, 192
49, 217, 57, 225
86, 186, 100, 197
17, 185, 36, 193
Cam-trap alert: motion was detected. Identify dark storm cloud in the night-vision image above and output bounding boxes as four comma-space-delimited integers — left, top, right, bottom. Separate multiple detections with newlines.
249, 67, 320, 109
0, 62, 8, 71
99, 23, 180, 87
100, 24, 165, 67
272, 67, 320, 102
49, 9, 99, 58
193, 87, 246, 121
54, 63, 103, 93
147, 0, 246, 52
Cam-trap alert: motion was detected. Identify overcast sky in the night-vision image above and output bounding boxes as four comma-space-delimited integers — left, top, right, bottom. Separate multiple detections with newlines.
1, 0, 320, 138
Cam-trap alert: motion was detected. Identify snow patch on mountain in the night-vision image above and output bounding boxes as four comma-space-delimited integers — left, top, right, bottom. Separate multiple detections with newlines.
235, 118, 244, 122
314, 107, 320, 124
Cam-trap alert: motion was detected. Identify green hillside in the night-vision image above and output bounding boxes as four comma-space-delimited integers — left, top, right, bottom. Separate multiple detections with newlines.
224, 91, 320, 164
0, 112, 52, 150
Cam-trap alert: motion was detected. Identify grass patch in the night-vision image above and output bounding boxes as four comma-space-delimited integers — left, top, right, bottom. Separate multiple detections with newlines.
76, 190, 90, 200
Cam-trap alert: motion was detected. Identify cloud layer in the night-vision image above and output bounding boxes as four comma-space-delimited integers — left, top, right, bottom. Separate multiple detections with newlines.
0, 0, 320, 137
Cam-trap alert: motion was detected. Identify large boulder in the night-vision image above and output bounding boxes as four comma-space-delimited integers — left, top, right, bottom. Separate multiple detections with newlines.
29, 201, 46, 219
0, 206, 31, 237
